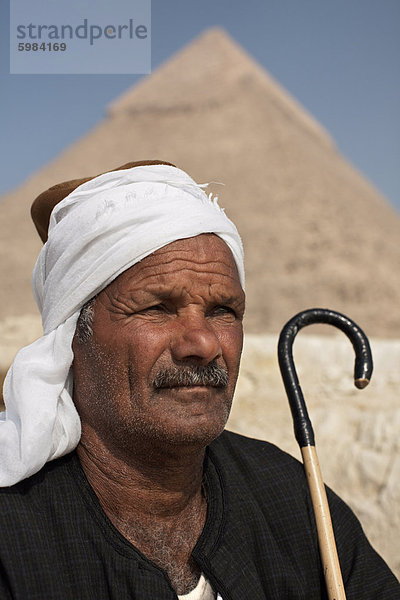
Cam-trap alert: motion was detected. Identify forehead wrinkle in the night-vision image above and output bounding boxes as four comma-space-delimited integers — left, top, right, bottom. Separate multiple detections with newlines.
116, 259, 239, 296
141, 258, 237, 279
137, 253, 237, 276
140, 278, 245, 311
140, 235, 237, 270
103, 270, 230, 306
143, 269, 241, 300
102, 235, 242, 304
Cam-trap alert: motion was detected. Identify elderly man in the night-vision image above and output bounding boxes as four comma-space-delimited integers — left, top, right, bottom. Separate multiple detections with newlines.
0, 160, 399, 599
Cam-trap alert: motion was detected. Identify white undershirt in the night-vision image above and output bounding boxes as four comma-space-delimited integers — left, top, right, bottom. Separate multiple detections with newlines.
178, 573, 220, 600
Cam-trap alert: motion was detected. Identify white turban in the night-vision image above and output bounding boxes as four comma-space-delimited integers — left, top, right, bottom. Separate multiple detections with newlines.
1, 164, 244, 486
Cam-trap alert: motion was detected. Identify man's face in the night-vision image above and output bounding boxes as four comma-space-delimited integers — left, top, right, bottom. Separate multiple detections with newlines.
72, 234, 245, 455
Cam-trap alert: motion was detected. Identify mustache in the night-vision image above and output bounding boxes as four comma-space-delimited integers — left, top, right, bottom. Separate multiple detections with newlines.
153, 363, 229, 389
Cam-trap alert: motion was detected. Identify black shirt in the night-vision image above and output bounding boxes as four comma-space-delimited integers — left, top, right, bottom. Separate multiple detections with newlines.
0, 431, 398, 599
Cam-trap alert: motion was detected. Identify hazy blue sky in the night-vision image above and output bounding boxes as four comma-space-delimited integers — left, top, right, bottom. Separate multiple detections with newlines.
1, 0, 399, 211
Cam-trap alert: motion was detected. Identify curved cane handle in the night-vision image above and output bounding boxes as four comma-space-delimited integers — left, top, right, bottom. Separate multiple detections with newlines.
278, 308, 373, 448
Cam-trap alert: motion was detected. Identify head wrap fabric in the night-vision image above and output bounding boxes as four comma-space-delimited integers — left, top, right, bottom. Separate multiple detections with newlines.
1, 163, 244, 486
31, 160, 176, 243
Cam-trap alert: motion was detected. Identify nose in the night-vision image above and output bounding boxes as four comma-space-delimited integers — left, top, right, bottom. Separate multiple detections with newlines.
170, 314, 222, 365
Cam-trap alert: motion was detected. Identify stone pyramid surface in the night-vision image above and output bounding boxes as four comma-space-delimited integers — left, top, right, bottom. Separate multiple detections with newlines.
1, 27, 400, 341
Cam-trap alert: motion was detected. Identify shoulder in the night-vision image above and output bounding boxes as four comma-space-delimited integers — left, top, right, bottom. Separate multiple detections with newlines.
208, 430, 311, 512
209, 429, 305, 480
209, 431, 400, 596
208, 431, 371, 548
0, 452, 78, 526
209, 431, 368, 525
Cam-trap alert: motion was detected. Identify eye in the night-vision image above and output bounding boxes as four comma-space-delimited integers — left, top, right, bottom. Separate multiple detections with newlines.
212, 305, 237, 318
143, 304, 168, 313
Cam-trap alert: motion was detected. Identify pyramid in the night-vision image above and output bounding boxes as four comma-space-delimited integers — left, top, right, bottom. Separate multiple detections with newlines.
1, 27, 400, 344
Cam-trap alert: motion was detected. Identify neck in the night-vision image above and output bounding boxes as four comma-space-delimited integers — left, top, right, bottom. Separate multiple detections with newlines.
77, 425, 209, 594
77, 423, 206, 519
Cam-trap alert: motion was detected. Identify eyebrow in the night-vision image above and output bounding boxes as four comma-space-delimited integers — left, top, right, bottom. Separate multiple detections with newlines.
124, 285, 244, 304
212, 294, 244, 305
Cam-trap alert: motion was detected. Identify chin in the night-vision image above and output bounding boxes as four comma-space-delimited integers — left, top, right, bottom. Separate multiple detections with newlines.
142, 409, 230, 450
170, 420, 227, 447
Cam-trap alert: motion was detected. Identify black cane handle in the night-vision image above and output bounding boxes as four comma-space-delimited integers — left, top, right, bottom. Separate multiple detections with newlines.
278, 308, 373, 448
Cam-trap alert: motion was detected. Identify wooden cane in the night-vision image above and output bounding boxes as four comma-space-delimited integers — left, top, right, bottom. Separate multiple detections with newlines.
278, 308, 373, 600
